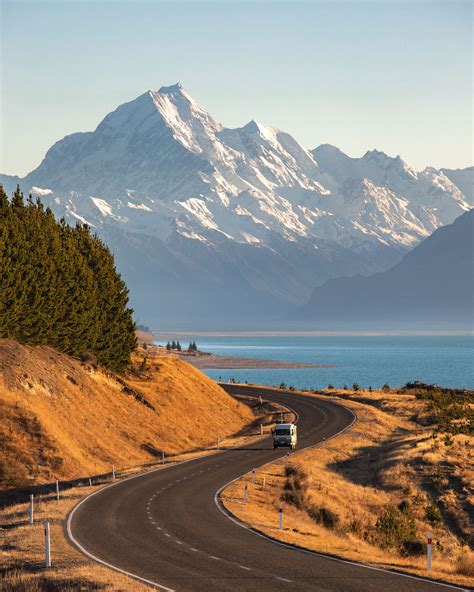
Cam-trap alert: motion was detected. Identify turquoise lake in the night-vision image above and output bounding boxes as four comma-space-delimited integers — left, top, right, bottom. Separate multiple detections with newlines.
156, 335, 474, 390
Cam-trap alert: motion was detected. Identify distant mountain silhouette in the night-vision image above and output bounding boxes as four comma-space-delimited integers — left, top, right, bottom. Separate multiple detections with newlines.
299, 210, 474, 329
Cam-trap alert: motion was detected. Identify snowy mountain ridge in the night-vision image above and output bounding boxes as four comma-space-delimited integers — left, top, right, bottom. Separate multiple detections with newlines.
1, 83, 471, 327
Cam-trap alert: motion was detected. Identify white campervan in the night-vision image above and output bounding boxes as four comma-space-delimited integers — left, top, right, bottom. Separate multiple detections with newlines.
272, 423, 297, 450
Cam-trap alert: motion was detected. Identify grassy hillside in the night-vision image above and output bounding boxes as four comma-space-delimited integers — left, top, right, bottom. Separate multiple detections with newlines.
0, 339, 253, 492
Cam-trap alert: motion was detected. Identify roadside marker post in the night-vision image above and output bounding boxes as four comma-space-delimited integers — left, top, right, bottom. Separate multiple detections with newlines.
243, 484, 248, 503
55, 480, 59, 501
279, 504, 283, 530
285, 451, 290, 466
29, 494, 34, 524
260, 424, 263, 436
427, 531, 432, 573
251, 468, 255, 484
44, 521, 51, 567
262, 476, 266, 489
162, 451, 165, 465
259, 395, 263, 406
112, 465, 116, 480
88, 478, 92, 487
217, 436, 220, 450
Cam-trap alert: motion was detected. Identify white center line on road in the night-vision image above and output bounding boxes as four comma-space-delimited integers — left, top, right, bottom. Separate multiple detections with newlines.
275, 576, 293, 582
209, 555, 221, 560
239, 565, 252, 571
190, 548, 199, 552
165, 533, 171, 538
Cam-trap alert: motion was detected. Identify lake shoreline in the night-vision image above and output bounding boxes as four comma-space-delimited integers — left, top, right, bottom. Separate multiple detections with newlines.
144, 343, 331, 369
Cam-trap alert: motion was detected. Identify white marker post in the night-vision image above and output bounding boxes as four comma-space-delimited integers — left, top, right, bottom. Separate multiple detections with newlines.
427, 531, 433, 573
112, 465, 115, 480
88, 478, 92, 487
29, 494, 34, 524
279, 504, 283, 530
44, 521, 51, 567
251, 468, 255, 484
262, 476, 266, 489
259, 395, 263, 406
243, 484, 248, 503
217, 435, 220, 450
285, 451, 290, 466
55, 480, 59, 501
260, 424, 263, 436
162, 451, 165, 465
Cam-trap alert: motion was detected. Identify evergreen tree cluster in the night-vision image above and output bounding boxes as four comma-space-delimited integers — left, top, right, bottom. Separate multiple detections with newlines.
187, 341, 198, 352
166, 340, 182, 351
0, 186, 137, 371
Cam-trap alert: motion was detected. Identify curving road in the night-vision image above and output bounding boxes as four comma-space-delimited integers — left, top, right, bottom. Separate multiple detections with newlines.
67, 385, 464, 592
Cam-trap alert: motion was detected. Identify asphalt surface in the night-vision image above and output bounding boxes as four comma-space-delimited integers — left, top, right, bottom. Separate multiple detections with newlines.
67, 385, 465, 592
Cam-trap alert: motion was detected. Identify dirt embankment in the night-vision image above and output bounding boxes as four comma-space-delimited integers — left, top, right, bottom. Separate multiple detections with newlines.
221, 387, 473, 588
0, 339, 254, 496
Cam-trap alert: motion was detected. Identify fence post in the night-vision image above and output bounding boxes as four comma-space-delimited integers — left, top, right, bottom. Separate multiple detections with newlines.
44, 521, 51, 567
427, 531, 432, 573
279, 504, 283, 530
55, 480, 59, 501
29, 494, 34, 524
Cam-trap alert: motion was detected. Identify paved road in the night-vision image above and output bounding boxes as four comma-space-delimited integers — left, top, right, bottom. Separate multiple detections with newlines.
67, 385, 464, 592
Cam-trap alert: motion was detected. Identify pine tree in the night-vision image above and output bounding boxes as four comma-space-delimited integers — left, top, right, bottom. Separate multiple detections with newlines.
0, 186, 136, 372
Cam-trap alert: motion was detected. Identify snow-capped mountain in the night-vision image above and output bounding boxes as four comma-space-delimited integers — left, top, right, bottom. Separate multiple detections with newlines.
1, 84, 471, 328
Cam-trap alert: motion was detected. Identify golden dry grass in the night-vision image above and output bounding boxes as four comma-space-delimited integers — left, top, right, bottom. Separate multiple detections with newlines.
220, 388, 473, 588
0, 340, 293, 590
0, 339, 254, 490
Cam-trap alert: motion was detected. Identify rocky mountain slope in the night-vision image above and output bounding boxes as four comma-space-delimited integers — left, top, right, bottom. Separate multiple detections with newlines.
1, 84, 471, 327
298, 210, 474, 329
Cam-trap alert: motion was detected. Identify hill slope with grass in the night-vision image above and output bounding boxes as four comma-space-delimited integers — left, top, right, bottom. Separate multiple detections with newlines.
0, 339, 253, 491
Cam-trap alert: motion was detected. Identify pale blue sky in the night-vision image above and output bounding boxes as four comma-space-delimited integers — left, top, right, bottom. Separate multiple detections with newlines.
1, 0, 472, 176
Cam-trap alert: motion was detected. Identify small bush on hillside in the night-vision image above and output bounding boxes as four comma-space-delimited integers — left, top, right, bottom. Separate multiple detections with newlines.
352, 383, 360, 391
382, 383, 390, 393
307, 504, 340, 529
425, 500, 443, 525
327, 384, 334, 390
374, 505, 421, 555
281, 466, 309, 510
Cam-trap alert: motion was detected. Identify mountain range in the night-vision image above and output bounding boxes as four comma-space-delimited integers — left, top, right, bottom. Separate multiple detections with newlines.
298, 210, 474, 330
1, 83, 472, 329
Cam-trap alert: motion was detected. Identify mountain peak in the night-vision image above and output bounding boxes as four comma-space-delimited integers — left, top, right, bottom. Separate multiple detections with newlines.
158, 82, 185, 94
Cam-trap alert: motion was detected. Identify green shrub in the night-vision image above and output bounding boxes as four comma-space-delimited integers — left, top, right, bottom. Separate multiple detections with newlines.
375, 505, 419, 554
425, 500, 443, 525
